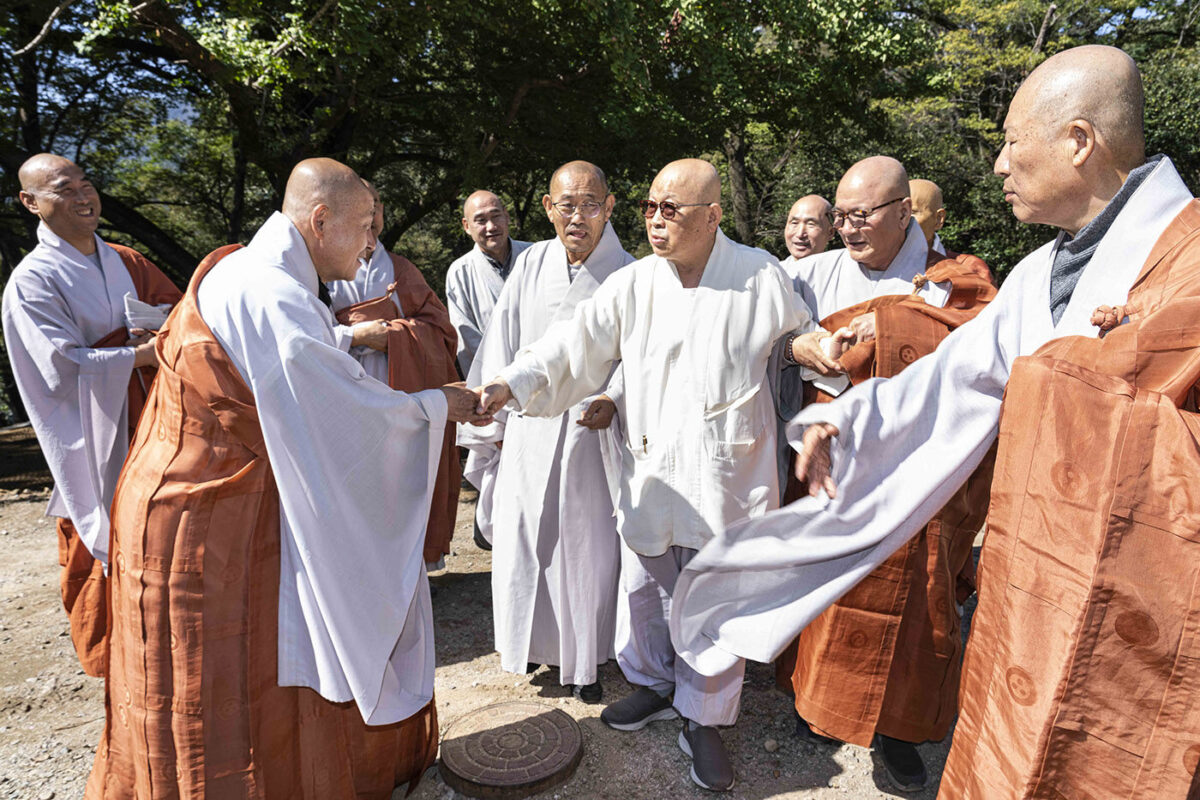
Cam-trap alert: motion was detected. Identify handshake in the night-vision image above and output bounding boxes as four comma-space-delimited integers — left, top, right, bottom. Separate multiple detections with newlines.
438, 379, 516, 426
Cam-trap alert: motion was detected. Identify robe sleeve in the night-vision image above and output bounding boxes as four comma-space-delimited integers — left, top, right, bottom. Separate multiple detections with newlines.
496, 277, 625, 417
331, 324, 354, 352
446, 262, 484, 376
202, 273, 448, 723
671, 272, 1026, 675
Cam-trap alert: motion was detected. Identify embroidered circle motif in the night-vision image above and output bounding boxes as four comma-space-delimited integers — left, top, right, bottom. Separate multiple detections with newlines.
847, 631, 869, 648
898, 345, 919, 364
1049, 461, 1086, 500
1183, 744, 1200, 774
1005, 666, 1036, 706
1114, 610, 1159, 647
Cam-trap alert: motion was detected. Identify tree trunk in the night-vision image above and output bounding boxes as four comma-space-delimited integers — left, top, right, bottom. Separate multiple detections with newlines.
723, 130, 753, 244
229, 133, 246, 244
99, 192, 197, 287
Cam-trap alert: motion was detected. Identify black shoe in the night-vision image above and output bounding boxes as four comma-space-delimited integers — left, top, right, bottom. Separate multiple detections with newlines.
572, 681, 602, 703
473, 520, 491, 551
793, 711, 839, 745
525, 662, 541, 674
874, 734, 928, 792
600, 687, 679, 731
678, 722, 735, 791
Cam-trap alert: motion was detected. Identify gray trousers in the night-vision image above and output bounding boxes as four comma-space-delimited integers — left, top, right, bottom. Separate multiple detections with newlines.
614, 542, 744, 726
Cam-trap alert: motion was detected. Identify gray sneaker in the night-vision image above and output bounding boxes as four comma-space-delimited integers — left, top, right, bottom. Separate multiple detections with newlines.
678, 722, 735, 791
600, 687, 679, 731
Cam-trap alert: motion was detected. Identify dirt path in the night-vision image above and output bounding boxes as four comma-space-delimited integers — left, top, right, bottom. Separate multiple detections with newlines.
0, 479, 953, 800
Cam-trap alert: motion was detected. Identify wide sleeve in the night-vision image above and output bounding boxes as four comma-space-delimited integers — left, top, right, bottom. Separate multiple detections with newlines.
495, 276, 626, 418
209, 280, 448, 723
445, 261, 484, 376
671, 275, 1026, 676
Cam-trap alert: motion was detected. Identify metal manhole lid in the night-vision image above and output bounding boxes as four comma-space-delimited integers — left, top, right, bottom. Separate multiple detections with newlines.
438, 701, 583, 799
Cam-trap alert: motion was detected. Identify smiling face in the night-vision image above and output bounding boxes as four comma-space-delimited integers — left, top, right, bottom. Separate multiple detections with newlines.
541, 166, 613, 264
462, 191, 511, 260
783, 195, 833, 259
18, 156, 102, 254
314, 187, 376, 282
832, 157, 912, 271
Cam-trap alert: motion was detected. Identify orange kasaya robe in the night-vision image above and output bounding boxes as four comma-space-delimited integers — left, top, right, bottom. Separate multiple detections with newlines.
943, 247, 995, 287
335, 252, 461, 565
86, 245, 437, 800
58, 243, 181, 678
940, 201, 1200, 799
776, 252, 998, 747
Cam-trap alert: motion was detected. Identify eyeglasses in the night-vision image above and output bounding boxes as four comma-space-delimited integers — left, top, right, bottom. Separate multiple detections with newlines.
551, 200, 604, 219
828, 196, 907, 229
639, 199, 713, 220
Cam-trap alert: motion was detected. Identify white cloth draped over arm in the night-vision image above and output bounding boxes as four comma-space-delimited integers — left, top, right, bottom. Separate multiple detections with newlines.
1, 231, 140, 564
199, 214, 448, 724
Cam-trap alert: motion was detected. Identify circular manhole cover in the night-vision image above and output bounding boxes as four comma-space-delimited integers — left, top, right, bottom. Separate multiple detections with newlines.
438, 701, 583, 799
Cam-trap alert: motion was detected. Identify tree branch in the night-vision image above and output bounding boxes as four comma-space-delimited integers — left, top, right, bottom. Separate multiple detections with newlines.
12, 0, 76, 56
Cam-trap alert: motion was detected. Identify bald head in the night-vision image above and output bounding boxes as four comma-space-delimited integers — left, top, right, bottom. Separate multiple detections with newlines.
281, 158, 374, 281
645, 158, 723, 277
17, 153, 101, 254
1020, 45, 1144, 170
462, 190, 512, 260
549, 161, 609, 196
996, 45, 1145, 233
909, 179, 945, 248
653, 159, 722, 205
833, 156, 913, 271
783, 194, 833, 260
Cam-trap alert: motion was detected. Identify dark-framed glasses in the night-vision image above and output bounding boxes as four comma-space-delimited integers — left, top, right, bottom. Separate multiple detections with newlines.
639, 199, 713, 220
828, 196, 907, 229
551, 200, 604, 219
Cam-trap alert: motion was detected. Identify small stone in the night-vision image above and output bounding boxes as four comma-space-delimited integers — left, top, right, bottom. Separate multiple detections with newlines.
764, 738, 779, 753
40, 790, 55, 800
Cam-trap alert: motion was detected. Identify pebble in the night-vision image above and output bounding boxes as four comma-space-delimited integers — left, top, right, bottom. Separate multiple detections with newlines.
40, 790, 55, 800
764, 738, 779, 753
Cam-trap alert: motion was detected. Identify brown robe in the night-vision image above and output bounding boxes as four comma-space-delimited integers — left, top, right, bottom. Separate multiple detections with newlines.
58, 243, 181, 678
940, 201, 1200, 799
944, 247, 995, 286
335, 252, 461, 565
86, 245, 438, 800
778, 254, 997, 747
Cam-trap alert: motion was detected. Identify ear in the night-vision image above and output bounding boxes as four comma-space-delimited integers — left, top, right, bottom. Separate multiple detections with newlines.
934, 208, 946, 231
309, 204, 330, 241
461, 217, 471, 234
602, 193, 615, 221
708, 203, 723, 230
1067, 119, 1097, 168
18, 190, 38, 216
897, 197, 913, 229
541, 194, 554, 222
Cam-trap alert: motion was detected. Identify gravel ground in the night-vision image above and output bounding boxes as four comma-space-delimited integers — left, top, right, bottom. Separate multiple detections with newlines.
0, 475, 958, 800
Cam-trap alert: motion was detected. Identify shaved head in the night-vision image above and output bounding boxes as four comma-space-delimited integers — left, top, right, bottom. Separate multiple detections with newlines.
996, 45, 1146, 232
645, 158, 723, 277
783, 194, 833, 259
833, 156, 913, 271
1020, 45, 1144, 170
909, 179, 945, 247
281, 158, 374, 281
462, 190, 512, 260
549, 161, 609, 196
17, 153, 101, 254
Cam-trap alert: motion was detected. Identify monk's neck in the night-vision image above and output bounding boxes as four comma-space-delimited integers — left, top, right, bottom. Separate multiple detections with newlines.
59, 230, 96, 256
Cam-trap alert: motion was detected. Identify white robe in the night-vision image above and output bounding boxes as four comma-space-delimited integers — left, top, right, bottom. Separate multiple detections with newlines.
670, 157, 1196, 677
496, 229, 813, 557
1, 225, 146, 564
446, 240, 532, 375
197, 211, 448, 725
458, 224, 632, 685
326, 243, 398, 381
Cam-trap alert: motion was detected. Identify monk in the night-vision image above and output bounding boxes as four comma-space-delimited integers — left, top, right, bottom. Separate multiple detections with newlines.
86, 158, 487, 799
909, 178, 994, 284
670, 45, 1200, 799
1, 153, 181, 677
459, 162, 632, 704
477, 159, 819, 791
779, 194, 834, 269
327, 180, 461, 570
775, 156, 996, 791
446, 190, 531, 550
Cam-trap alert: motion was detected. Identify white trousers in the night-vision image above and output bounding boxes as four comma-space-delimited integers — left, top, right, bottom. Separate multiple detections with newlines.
615, 542, 744, 726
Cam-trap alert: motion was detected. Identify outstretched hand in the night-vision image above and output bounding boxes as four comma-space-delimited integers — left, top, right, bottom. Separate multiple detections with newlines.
577, 395, 616, 430
794, 422, 840, 499
441, 382, 493, 425
477, 379, 513, 417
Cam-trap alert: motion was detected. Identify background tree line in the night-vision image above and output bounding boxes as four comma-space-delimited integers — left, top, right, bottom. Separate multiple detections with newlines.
1, 0, 1198, 422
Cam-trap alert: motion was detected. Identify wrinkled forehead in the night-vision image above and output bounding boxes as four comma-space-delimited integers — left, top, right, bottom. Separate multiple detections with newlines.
550, 171, 606, 200
469, 198, 507, 218
835, 175, 894, 210
32, 162, 88, 192
789, 199, 828, 220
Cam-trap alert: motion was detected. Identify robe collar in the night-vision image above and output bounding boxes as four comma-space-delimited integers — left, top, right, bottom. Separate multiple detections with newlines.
37, 222, 112, 271
546, 222, 628, 324
852, 217, 928, 284
249, 211, 322, 299
1048, 156, 1194, 333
